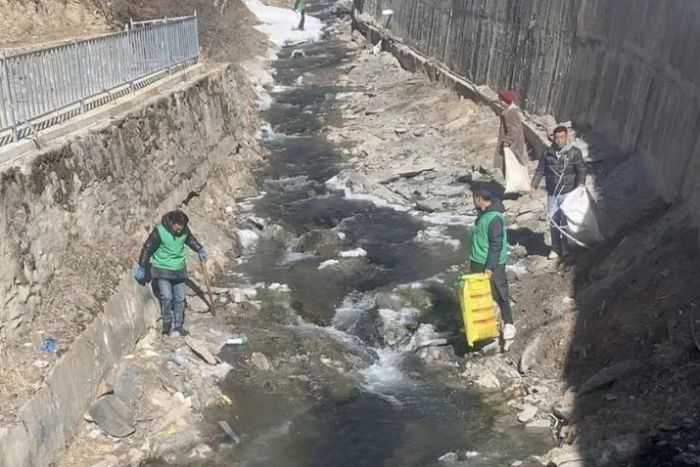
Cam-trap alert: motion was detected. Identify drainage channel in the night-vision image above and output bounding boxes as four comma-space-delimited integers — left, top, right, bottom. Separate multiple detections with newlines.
146, 4, 552, 467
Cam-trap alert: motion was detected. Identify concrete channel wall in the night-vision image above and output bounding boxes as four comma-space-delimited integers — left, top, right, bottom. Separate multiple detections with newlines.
0, 63, 257, 467
357, 0, 700, 236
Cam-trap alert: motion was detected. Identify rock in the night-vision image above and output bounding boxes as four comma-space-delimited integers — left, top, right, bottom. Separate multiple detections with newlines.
511, 244, 528, 259
114, 364, 144, 406
185, 337, 219, 365
88, 395, 135, 438
438, 452, 459, 463
519, 334, 543, 374
553, 389, 577, 422
415, 199, 443, 213
251, 352, 272, 371
518, 404, 538, 423
394, 127, 409, 135
291, 49, 306, 59
526, 419, 551, 430
474, 370, 501, 391
545, 445, 587, 467
578, 360, 642, 395
374, 292, 404, 311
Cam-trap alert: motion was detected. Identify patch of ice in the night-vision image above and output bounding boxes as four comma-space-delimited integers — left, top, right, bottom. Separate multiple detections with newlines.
280, 250, 314, 265
420, 212, 476, 226
414, 226, 461, 250
337, 231, 347, 240
268, 283, 291, 292
237, 229, 260, 249
339, 248, 367, 258
318, 259, 340, 270
326, 174, 411, 212
242, 0, 324, 47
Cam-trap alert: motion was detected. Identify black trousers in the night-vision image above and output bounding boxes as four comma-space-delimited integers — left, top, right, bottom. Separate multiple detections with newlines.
470, 261, 514, 325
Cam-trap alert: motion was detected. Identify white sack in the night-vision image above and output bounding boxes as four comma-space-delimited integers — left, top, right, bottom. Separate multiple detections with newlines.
504, 147, 530, 194
560, 186, 603, 245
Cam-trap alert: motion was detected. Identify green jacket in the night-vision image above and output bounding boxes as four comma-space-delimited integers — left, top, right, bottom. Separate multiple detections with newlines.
469, 203, 508, 268
138, 211, 203, 274
294, 0, 305, 12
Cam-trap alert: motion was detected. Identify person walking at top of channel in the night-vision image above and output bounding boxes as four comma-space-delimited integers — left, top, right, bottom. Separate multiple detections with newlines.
293, 0, 305, 31
134, 210, 208, 337
530, 125, 586, 260
496, 90, 528, 170
470, 188, 516, 342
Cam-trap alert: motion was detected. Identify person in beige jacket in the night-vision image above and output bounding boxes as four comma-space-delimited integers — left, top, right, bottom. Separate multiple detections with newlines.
495, 90, 528, 175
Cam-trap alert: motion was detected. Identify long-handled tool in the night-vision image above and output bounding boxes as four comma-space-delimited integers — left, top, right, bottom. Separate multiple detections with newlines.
199, 260, 216, 317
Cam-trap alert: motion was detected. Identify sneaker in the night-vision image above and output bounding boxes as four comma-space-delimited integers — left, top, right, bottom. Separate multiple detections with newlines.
169, 330, 182, 338
503, 323, 517, 340
548, 251, 560, 261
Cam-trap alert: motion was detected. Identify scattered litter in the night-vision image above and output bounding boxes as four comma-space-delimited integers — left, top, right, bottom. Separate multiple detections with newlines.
218, 420, 241, 444
185, 337, 219, 365
219, 394, 233, 406
223, 335, 249, 352
39, 337, 58, 353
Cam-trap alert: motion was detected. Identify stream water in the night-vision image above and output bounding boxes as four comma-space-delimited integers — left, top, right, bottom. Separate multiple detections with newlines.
147, 4, 552, 466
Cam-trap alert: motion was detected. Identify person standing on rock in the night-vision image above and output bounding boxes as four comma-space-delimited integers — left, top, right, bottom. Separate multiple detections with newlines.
530, 125, 587, 260
293, 0, 306, 31
470, 187, 516, 342
134, 210, 208, 337
496, 90, 529, 193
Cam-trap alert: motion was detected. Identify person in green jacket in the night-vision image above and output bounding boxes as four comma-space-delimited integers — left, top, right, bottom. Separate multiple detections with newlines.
293, 0, 305, 31
134, 210, 207, 337
470, 187, 516, 341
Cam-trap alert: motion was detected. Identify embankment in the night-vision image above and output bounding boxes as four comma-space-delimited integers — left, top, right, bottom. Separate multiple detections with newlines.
0, 63, 261, 467
356, 0, 700, 241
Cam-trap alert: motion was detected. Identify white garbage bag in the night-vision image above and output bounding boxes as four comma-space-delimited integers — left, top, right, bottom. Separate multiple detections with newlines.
504, 147, 530, 194
560, 186, 603, 245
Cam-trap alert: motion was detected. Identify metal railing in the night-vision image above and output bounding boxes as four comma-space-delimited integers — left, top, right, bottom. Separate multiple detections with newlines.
0, 13, 200, 146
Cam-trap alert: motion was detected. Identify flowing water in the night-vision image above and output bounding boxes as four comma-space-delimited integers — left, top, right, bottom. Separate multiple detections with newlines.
147, 4, 552, 466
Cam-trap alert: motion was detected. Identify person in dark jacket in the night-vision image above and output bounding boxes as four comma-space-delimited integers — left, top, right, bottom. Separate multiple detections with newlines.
470, 188, 516, 341
134, 210, 207, 337
530, 126, 586, 259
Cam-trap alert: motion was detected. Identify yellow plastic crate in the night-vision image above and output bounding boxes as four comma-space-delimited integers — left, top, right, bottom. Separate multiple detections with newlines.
457, 273, 500, 347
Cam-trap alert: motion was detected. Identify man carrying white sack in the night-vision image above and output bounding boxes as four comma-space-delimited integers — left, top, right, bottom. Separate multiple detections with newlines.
496, 90, 530, 195
530, 125, 587, 260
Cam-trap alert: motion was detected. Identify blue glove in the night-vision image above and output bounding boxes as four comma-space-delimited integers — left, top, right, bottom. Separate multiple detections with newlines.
197, 248, 208, 262
134, 266, 146, 284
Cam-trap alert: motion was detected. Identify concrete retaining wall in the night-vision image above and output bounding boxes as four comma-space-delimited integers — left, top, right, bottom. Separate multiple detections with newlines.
357, 0, 700, 236
0, 63, 260, 467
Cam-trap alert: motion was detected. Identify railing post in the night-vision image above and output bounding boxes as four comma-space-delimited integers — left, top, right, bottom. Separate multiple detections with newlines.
165, 16, 173, 73
1, 52, 18, 142
72, 40, 86, 114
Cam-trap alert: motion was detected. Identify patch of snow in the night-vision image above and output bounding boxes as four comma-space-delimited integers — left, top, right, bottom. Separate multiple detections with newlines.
237, 229, 260, 250
280, 250, 314, 265
242, 0, 324, 47
420, 212, 476, 226
339, 248, 367, 258
318, 259, 340, 270
414, 226, 461, 250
